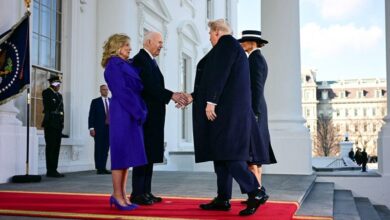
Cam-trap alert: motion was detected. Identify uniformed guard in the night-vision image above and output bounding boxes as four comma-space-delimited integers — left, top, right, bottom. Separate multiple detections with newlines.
42, 75, 65, 178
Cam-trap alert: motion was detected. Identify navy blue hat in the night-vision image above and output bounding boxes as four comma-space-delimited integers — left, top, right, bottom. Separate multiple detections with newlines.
48, 75, 62, 83
238, 30, 268, 44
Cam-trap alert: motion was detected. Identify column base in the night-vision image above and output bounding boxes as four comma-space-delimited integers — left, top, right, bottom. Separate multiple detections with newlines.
263, 116, 313, 175
0, 125, 38, 183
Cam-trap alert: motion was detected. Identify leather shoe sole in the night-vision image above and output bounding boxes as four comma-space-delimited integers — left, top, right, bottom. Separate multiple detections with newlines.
130, 195, 153, 205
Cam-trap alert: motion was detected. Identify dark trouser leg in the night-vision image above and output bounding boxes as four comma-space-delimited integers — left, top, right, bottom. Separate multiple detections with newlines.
214, 161, 233, 200
145, 163, 154, 193
94, 128, 109, 171
44, 128, 62, 173
225, 161, 259, 194
132, 163, 151, 196
362, 162, 367, 171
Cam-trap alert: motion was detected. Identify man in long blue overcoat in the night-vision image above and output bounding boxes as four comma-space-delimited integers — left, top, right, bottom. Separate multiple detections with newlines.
188, 19, 265, 216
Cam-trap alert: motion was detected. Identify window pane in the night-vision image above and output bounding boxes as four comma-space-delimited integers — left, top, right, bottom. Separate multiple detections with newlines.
32, 34, 39, 65
40, 5, 50, 37
33, 3, 39, 33
39, 36, 50, 68
41, 0, 50, 7
51, 9, 57, 39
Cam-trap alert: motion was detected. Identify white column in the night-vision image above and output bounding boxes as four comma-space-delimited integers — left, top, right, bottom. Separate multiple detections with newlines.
377, 0, 390, 176
0, 0, 38, 183
261, 0, 312, 174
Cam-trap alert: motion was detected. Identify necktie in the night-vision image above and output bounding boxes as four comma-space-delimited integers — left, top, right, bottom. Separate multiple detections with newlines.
152, 59, 158, 67
104, 98, 109, 125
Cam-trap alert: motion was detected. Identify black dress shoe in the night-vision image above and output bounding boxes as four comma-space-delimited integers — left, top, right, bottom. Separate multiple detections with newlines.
239, 189, 263, 216
200, 197, 231, 211
130, 194, 153, 205
97, 169, 111, 174
146, 193, 162, 203
241, 186, 269, 205
46, 171, 65, 178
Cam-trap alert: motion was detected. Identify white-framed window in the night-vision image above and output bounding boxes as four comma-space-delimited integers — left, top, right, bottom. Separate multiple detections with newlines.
373, 108, 376, 116
180, 54, 192, 142
31, 0, 62, 130
345, 109, 349, 117
206, 0, 214, 20
354, 108, 358, 116
363, 108, 367, 117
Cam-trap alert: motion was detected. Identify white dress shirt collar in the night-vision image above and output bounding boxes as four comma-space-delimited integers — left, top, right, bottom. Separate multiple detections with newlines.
143, 48, 154, 60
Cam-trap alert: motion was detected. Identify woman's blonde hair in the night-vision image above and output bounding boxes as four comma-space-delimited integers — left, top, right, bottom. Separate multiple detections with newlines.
101, 33, 130, 68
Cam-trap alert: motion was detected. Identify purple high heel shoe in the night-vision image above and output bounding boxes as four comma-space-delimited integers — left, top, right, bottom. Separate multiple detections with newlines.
109, 196, 138, 211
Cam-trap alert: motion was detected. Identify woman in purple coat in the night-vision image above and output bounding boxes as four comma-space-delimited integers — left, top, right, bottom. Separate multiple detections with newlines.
101, 34, 148, 211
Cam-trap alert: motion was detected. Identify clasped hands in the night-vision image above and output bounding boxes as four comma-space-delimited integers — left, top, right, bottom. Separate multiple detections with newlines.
172, 92, 193, 108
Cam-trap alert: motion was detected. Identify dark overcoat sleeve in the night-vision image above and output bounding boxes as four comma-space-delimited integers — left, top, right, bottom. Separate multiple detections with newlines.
205, 36, 238, 104
249, 52, 265, 116
134, 52, 173, 104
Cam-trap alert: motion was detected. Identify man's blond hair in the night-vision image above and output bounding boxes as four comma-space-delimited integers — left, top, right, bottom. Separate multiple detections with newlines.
208, 19, 232, 34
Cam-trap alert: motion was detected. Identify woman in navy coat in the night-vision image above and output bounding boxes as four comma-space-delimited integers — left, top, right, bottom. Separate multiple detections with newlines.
239, 30, 277, 192
101, 34, 147, 210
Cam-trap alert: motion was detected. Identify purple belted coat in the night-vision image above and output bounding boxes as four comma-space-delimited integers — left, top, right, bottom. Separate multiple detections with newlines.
104, 56, 148, 169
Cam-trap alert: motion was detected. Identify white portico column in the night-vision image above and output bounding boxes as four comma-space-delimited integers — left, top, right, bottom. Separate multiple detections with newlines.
261, 0, 312, 174
377, 0, 390, 177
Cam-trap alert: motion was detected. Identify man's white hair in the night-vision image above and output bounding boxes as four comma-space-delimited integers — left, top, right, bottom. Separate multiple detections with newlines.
143, 31, 162, 45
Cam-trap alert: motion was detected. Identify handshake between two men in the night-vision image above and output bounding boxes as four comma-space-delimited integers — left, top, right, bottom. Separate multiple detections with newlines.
171, 92, 193, 108
171, 92, 217, 122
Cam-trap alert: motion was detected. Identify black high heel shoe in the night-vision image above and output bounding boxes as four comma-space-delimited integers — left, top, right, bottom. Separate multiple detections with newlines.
109, 196, 138, 211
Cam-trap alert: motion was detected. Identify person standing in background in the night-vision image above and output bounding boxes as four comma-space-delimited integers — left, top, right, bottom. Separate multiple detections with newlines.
42, 75, 65, 178
88, 84, 111, 175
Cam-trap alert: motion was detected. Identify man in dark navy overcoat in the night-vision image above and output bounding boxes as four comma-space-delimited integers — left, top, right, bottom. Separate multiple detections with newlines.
187, 19, 265, 216
88, 84, 111, 175
131, 31, 187, 205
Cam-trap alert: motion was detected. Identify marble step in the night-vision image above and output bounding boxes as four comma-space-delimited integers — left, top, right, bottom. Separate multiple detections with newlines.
333, 190, 361, 220
295, 182, 334, 218
355, 197, 381, 220
373, 205, 390, 220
